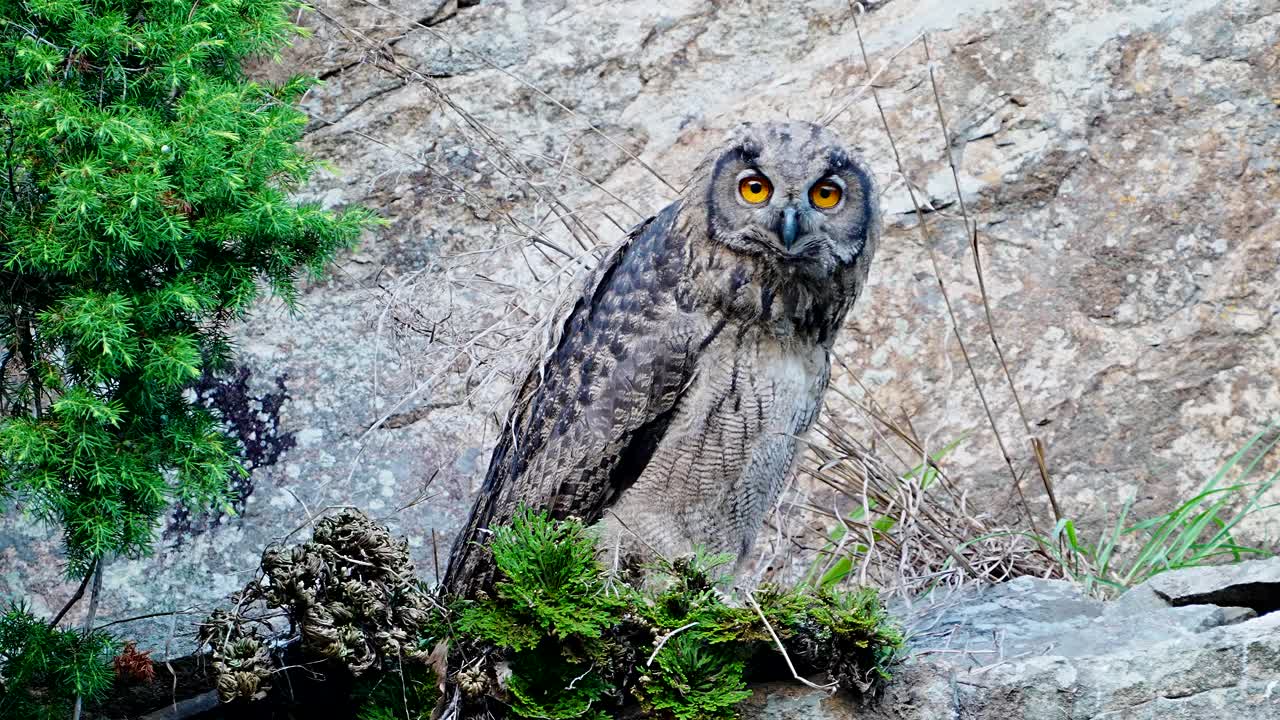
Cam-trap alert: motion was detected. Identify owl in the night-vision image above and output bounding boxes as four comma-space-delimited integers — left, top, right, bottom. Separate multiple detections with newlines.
443, 121, 880, 598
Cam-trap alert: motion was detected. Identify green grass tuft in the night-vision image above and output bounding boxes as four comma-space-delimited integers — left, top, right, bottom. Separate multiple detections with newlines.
962, 423, 1280, 598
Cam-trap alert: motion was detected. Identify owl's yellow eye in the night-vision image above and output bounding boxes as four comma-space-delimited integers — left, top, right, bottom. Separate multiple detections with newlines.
810, 181, 843, 209
738, 175, 772, 204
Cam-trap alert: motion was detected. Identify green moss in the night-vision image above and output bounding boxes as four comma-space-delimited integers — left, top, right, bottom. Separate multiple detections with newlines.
354, 664, 440, 720
505, 638, 611, 719
636, 632, 752, 720
450, 508, 904, 720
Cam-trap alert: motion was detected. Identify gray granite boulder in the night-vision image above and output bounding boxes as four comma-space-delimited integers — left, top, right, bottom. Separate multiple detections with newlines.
1147, 556, 1280, 614
745, 558, 1280, 719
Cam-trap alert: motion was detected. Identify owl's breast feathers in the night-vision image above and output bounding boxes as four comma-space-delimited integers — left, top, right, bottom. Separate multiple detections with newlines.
443, 198, 850, 597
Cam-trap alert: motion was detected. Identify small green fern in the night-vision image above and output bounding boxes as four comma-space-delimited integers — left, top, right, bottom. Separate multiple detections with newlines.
456, 508, 623, 650
637, 633, 752, 720
354, 665, 440, 720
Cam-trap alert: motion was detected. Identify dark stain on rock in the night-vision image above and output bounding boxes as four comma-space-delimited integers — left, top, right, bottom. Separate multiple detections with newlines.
168, 366, 295, 538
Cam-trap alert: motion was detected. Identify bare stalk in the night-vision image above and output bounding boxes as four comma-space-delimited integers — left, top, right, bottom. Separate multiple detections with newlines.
47, 557, 98, 629
645, 622, 699, 666
847, 8, 1038, 531
745, 591, 837, 693
919, 36, 1061, 524
71, 559, 105, 720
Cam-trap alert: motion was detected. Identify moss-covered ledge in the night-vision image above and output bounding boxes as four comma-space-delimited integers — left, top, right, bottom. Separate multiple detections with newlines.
190, 508, 903, 720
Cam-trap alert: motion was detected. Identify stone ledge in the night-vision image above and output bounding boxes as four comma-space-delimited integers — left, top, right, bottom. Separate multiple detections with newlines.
743, 559, 1280, 719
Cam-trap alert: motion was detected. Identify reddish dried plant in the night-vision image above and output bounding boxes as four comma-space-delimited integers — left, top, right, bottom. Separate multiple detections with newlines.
113, 641, 156, 684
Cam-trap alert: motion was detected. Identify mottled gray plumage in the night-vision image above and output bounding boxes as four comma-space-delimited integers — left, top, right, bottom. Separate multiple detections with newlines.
444, 121, 880, 597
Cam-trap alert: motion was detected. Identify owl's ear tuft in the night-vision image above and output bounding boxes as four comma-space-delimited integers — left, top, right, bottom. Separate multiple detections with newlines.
823, 148, 853, 175
737, 139, 762, 166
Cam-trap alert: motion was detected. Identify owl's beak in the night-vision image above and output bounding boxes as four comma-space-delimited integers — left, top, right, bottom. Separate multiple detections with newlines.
778, 204, 799, 250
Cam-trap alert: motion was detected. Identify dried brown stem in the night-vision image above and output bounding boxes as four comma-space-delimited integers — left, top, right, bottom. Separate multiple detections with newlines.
72, 560, 105, 720
919, 36, 1061, 525
848, 9, 1038, 532
645, 622, 699, 667
48, 557, 97, 629
95, 608, 198, 631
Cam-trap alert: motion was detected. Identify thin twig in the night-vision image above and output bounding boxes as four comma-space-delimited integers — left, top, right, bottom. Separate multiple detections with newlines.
347, 0, 677, 193
48, 557, 98, 629
913, 517, 981, 580
95, 608, 199, 631
278, 504, 364, 544
848, 12, 1038, 531
745, 591, 837, 693
304, 8, 605, 259
566, 662, 596, 690
820, 21, 926, 126
431, 528, 441, 584
919, 36, 1061, 524
71, 559, 105, 720
397, 650, 410, 720
646, 622, 699, 667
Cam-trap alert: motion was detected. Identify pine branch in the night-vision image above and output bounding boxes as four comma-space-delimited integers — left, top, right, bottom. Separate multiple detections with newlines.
47, 557, 98, 630
71, 560, 105, 720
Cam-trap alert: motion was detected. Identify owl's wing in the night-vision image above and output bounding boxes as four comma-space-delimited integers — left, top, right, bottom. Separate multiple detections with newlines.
444, 203, 706, 596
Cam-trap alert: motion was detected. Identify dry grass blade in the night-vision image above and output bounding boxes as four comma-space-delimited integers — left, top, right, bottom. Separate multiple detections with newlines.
847, 8, 1038, 532
819, 3, 924, 127
918, 36, 1062, 524
305, 5, 619, 260
346, 0, 678, 194
801, 413, 1055, 597
48, 556, 98, 629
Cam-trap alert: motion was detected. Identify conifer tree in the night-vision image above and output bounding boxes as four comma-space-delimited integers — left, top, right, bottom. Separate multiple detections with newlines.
0, 0, 375, 582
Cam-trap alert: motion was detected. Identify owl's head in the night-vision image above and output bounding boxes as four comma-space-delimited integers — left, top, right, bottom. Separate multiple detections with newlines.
692, 121, 879, 283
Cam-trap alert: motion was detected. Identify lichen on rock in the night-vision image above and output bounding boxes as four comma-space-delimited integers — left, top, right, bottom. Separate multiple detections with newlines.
201, 510, 443, 703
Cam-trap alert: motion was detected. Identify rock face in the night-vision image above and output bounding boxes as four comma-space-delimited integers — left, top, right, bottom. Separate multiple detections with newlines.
746, 558, 1280, 719
2, 0, 1277, 656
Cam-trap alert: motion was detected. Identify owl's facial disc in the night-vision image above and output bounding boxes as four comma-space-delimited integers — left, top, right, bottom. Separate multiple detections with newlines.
704, 122, 876, 281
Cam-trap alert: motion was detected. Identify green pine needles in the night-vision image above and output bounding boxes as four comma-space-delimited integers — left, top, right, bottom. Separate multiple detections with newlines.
0, 0, 377, 575
0, 604, 115, 718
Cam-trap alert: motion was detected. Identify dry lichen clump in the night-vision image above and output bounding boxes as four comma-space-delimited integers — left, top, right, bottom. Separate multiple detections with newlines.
200, 510, 439, 702
205, 631, 272, 703
261, 510, 435, 671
